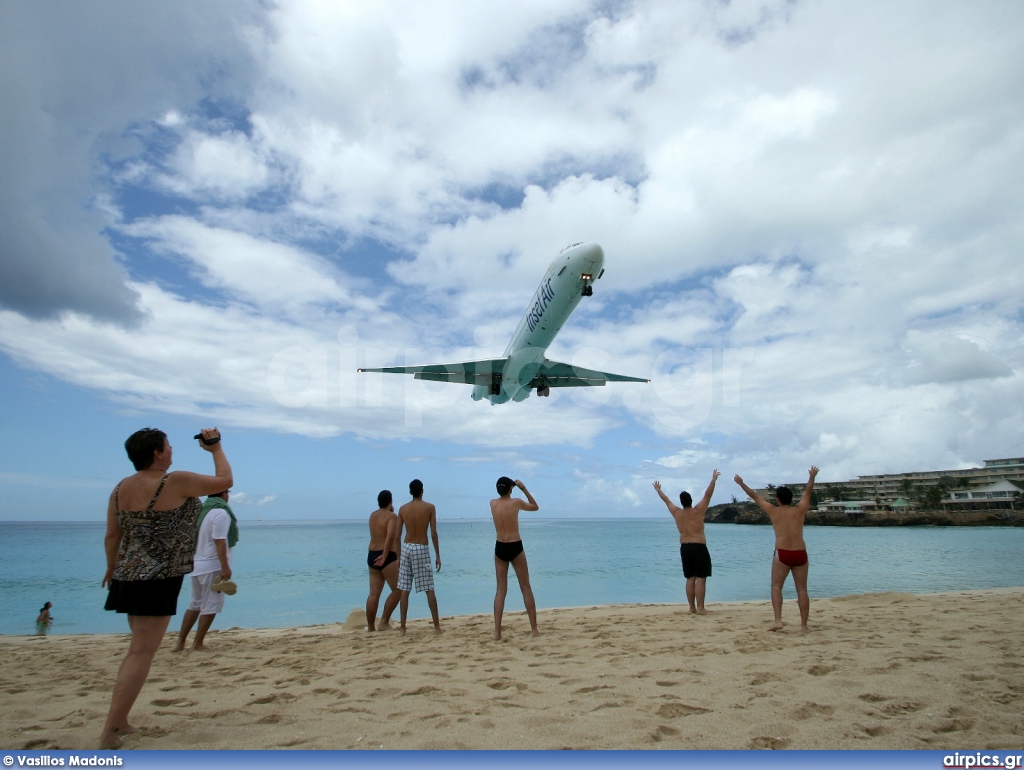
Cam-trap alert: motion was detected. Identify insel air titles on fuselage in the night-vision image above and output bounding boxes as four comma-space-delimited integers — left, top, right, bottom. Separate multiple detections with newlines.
357, 242, 648, 404
502, 242, 603, 357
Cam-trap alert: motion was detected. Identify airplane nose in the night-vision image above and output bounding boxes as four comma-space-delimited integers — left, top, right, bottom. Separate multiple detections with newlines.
579, 243, 604, 272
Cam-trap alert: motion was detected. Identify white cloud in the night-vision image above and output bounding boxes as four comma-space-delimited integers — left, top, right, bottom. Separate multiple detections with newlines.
2, 1, 1024, 490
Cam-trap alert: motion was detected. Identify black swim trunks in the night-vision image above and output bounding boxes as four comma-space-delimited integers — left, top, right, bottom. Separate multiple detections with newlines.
494, 540, 525, 562
367, 550, 398, 571
680, 542, 712, 579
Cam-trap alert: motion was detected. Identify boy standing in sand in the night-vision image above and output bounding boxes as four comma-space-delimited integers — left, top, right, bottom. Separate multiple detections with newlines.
395, 479, 442, 635
490, 477, 541, 640
653, 469, 720, 615
734, 466, 819, 633
174, 490, 238, 652
366, 490, 401, 632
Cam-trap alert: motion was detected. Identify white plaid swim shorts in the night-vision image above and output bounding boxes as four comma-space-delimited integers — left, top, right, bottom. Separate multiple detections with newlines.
398, 542, 435, 592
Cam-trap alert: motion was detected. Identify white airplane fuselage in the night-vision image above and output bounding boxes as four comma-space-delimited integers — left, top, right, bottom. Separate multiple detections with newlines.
473, 242, 605, 403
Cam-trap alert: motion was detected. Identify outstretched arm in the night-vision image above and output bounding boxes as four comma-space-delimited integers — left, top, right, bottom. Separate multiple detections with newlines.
734, 474, 775, 515
797, 466, 820, 512
698, 470, 721, 508
652, 481, 677, 513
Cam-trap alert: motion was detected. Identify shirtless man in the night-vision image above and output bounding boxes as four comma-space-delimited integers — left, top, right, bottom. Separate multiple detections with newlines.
365, 490, 400, 632
395, 479, 442, 635
653, 469, 720, 615
489, 476, 540, 640
734, 466, 819, 633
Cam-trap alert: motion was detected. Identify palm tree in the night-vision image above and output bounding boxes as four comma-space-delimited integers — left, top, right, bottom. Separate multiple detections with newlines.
923, 485, 943, 510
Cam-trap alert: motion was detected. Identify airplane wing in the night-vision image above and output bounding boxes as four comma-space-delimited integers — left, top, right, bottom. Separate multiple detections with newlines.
358, 358, 507, 385
528, 359, 649, 388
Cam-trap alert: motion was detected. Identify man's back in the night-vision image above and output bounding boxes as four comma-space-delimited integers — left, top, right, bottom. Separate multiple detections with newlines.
490, 496, 525, 542
400, 499, 435, 544
671, 505, 707, 544
368, 508, 396, 551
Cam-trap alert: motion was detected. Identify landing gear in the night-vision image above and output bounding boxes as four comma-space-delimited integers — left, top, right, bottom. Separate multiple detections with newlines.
489, 373, 502, 396
537, 384, 551, 397
581, 284, 593, 296
581, 273, 594, 296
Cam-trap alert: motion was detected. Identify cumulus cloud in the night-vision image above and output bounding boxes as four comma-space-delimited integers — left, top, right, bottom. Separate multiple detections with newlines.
2, 1, 1023, 488
0, 0, 258, 321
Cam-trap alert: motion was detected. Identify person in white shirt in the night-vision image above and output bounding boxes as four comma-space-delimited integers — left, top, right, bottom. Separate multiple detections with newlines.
173, 490, 236, 651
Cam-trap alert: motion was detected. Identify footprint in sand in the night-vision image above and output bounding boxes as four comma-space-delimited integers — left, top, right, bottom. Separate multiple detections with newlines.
22, 739, 57, 751
649, 724, 680, 742
572, 685, 612, 694
793, 702, 834, 720
248, 692, 297, 705
748, 736, 788, 749
403, 685, 442, 696
657, 703, 711, 718
857, 693, 891, 703
879, 700, 925, 716
150, 697, 197, 707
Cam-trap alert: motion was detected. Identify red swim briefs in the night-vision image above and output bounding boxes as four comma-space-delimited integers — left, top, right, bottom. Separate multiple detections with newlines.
775, 548, 808, 567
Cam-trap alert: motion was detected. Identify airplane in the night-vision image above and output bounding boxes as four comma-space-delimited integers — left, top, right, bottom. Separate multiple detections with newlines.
358, 242, 648, 404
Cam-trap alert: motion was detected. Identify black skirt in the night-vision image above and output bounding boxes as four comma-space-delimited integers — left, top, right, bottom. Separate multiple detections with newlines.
104, 574, 185, 616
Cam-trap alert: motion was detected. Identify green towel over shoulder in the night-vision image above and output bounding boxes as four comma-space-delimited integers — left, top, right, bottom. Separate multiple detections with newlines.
196, 497, 239, 548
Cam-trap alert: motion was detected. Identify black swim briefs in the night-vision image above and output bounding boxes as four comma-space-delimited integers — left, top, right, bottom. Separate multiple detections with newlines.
367, 549, 398, 571
494, 540, 525, 562
680, 542, 712, 579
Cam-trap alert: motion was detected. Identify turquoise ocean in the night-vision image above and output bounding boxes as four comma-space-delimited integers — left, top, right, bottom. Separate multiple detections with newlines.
2, 519, 1023, 636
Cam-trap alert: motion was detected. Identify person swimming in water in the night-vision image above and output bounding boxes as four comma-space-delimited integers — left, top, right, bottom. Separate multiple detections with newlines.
36, 601, 53, 628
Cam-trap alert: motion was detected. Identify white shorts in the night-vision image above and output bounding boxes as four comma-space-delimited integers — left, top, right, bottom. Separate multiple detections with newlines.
188, 572, 226, 615
397, 543, 435, 593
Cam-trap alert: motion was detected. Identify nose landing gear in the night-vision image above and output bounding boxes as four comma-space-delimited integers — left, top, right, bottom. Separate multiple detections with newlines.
581, 273, 594, 296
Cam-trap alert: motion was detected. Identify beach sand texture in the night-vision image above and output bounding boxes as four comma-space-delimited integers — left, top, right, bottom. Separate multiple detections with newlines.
2, 589, 1021, 750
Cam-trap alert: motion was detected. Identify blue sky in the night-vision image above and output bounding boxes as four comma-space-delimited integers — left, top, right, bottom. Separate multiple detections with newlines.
2, 1, 1023, 521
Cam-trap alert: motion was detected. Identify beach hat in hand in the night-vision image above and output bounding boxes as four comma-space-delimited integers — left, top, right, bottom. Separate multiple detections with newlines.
211, 577, 237, 595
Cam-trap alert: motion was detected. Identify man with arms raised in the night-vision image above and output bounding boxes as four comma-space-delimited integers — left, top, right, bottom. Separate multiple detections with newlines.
653, 469, 720, 615
734, 466, 819, 633
490, 477, 540, 640
365, 490, 400, 632
395, 479, 442, 635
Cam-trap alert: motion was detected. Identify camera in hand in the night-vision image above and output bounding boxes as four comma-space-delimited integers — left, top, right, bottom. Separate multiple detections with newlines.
194, 432, 221, 446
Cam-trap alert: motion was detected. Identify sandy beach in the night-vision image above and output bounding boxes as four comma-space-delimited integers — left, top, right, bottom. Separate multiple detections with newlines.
2, 588, 1021, 751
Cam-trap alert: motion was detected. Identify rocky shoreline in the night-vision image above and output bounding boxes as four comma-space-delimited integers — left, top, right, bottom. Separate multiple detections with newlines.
707, 502, 1024, 527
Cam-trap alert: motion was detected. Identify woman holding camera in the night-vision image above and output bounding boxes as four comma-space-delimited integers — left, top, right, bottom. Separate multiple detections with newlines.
100, 427, 231, 750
